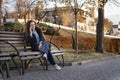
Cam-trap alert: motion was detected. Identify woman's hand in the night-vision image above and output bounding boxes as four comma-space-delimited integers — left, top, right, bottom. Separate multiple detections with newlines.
29, 27, 33, 34
29, 27, 34, 37
38, 43, 42, 49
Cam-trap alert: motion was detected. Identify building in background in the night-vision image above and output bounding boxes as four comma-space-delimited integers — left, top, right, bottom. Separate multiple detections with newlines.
112, 25, 120, 36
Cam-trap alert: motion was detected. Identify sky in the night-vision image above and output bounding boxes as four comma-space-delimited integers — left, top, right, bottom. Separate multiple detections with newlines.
105, 2, 120, 16
104, 0, 120, 24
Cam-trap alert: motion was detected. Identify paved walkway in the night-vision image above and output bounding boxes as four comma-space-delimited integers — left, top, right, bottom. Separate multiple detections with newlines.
1, 55, 120, 80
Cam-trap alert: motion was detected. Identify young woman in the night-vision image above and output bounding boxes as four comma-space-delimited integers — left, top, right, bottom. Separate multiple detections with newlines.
26, 20, 61, 70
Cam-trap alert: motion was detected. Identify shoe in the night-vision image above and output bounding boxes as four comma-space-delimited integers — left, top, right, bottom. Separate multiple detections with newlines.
43, 53, 47, 59
54, 64, 61, 70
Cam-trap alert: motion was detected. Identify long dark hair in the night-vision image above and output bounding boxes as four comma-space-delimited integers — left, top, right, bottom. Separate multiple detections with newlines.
25, 20, 37, 42
25, 20, 44, 42
26, 20, 37, 34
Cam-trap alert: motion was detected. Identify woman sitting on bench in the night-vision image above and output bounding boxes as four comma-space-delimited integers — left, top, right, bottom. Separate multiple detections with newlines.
26, 20, 61, 70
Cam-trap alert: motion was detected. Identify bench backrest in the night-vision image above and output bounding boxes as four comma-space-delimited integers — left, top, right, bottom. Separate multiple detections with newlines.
0, 31, 60, 54
0, 31, 30, 55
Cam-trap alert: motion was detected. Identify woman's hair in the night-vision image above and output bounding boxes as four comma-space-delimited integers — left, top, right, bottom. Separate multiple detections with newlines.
26, 20, 37, 34
25, 20, 44, 42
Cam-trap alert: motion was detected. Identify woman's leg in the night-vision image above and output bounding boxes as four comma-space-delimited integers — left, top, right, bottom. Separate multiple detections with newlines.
45, 51, 61, 70
39, 41, 56, 65
40, 41, 50, 54
47, 51, 56, 65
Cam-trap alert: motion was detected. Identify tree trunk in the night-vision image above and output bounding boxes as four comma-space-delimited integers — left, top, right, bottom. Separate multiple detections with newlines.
96, 8, 104, 53
72, 34, 75, 49
74, 9, 78, 54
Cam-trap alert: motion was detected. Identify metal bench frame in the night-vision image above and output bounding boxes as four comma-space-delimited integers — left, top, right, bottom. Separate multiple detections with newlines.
0, 31, 64, 77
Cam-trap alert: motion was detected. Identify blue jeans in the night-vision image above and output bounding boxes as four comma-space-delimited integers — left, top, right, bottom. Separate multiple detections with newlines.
39, 40, 55, 65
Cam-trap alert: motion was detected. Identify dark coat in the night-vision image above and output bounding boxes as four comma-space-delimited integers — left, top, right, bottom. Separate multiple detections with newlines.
28, 27, 45, 51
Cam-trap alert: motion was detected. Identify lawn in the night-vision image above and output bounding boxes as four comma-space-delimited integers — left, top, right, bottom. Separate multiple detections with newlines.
63, 51, 117, 63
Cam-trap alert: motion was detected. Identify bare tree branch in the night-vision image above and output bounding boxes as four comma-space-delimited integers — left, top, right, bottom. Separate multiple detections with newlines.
110, 0, 120, 7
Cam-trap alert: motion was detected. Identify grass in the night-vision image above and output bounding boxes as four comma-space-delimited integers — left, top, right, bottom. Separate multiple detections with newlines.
62, 51, 117, 63
59, 28, 95, 37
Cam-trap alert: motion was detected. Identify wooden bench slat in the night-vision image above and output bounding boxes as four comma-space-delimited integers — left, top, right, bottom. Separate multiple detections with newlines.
0, 53, 11, 60
0, 53, 10, 57
0, 57, 11, 60
0, 31, 24, 34
1, 47, 26, 50
52, 53, 64, 56
20, 55, 42, 60
0, 44, 26, 47
0, 38, 25, 41
0, 35, 24, 38
19, 52, 41, 56
51, 50, 63, 53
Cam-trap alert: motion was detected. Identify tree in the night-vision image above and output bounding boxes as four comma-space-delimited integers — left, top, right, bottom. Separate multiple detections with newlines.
51, 0, 115, 54
109, 0, 120, 7
96, 0, 120, 53
35, 1, 43, 21
0, 0, 16, 24
61, 12, 74, 27
59, 0, 87, 53
96, 0, 108, 53
0, 0, 2, 24
50, 0, 95, 53
16, 0, 36, 24
35, 0, 48, 23
94, 18, 113, 33
104, 18, 113, 32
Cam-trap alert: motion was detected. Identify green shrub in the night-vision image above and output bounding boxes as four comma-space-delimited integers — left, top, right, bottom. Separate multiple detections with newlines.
45, 27, 60, 36
0, 22, 23, 32
38, 23, 60, 36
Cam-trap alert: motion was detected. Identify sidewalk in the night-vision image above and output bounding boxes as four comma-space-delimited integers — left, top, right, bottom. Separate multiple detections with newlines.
1, 55, 120, 80
0, 52, 119, 80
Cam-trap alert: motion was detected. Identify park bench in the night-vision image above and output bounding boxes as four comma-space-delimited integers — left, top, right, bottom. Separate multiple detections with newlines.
0, 31, 64, 77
